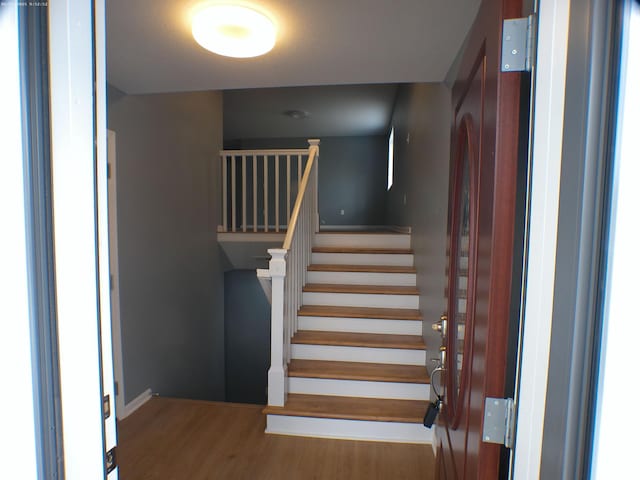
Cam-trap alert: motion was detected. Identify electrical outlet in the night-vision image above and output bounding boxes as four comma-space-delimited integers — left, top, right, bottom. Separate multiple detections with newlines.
340, 209, 345, 216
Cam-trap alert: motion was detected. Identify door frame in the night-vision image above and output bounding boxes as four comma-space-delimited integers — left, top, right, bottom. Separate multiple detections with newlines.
107, 129, 127, 419
34, 0, 580, 477
511, 0, 571, 478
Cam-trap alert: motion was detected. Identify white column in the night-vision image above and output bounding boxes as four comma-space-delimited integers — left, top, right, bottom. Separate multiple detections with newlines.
267, 248, 288, 406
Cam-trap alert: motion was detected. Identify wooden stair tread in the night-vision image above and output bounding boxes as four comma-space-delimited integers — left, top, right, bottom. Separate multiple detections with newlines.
303, 284, 419, 295
288, 359, 430, 384
312, 247, 413, 254
318, 230, 406, 235
298, 305, 422, 321
263, 394, 428, 423
292, 331, 425, 350
307, 264, 416, 273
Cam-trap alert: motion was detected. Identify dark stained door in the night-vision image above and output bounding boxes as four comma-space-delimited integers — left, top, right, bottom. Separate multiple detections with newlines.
435, 0, 524, 478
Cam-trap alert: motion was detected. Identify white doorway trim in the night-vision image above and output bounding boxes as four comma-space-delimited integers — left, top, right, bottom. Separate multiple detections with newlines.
512, 1, 571, 478
107, 130, 127, 419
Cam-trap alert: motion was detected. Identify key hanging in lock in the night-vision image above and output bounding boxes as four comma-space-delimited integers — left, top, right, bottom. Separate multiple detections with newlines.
423, 398, 442, 428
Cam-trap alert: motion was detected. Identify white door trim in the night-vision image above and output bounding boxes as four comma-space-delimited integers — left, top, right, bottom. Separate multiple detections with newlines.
107, 130, 127, 420
512, 1, 571, 478
49, 1, 115, 478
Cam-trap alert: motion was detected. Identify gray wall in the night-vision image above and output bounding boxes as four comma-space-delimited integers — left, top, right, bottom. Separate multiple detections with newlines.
108, 90, 226, 403
224, 270, 270, 404
386, 83, 452, 363
227, 136, 389, 226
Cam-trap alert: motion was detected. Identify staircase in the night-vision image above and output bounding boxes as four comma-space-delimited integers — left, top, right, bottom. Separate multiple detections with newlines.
263, 231, 432, 444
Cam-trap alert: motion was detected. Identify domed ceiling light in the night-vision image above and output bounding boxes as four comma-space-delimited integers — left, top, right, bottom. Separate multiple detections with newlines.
191, 4, 277, 58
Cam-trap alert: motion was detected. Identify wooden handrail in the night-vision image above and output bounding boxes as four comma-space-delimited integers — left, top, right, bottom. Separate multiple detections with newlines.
219, 148, 308, 156
283, 140, 319, 249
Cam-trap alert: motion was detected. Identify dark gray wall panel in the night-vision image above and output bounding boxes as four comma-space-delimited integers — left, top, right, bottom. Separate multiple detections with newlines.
108, 91, 226, 403
224, 270, 270, 404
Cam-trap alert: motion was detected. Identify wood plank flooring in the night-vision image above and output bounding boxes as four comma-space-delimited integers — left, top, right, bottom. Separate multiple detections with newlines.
118, 397, 435, 480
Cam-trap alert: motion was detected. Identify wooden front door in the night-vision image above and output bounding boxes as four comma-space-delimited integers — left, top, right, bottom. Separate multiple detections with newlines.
435, 0, 524, 478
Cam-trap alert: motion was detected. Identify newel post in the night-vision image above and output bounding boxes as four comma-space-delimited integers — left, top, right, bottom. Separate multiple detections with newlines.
267, 248, 287, 406
307, 139, 320, 232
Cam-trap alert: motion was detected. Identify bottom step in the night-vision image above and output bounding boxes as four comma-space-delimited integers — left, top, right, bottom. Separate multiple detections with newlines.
265, 414, 432, 444
263, 394, 432, 444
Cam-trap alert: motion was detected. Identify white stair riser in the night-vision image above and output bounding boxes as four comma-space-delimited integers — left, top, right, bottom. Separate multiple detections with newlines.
314, 233, 411, 249
266, 415, 432, 444
307, 271, 416, 286
312, 252, 414, 267
298, 316, 422, 335
292, 344, 426, 366
288, 377, 429, 401
303, 291, 419, 309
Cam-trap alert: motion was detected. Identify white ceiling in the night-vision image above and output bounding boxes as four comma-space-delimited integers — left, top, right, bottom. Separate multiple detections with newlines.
106, 0, 480, 139
106, 0, 481, 94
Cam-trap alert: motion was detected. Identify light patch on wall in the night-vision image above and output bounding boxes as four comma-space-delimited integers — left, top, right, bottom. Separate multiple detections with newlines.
387, 127, 395, 190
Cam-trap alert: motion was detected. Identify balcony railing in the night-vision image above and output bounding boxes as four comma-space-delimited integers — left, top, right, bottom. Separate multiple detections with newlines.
219, 144, 315, 233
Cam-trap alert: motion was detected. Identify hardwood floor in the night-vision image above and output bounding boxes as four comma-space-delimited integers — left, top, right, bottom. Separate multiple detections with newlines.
118, 397, 436, 480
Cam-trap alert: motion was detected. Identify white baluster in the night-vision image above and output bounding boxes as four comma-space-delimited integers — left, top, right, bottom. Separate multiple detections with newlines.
222, 154, 227, 232
242, 155, 247, 232
275, 155, 280, 233
231, 155, 236, 232
253, 155, 258, 232
263, 155, 268, 232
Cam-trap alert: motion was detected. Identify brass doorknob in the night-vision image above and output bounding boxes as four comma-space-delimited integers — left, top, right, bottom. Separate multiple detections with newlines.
432, 314, 448, 336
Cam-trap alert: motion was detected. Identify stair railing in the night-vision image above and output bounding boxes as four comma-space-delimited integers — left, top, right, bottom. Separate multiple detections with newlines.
219, 146, 312, 232
266, 139, 319, 406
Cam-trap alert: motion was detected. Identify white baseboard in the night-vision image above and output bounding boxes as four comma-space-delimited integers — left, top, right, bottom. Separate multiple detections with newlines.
117, 388, 152, 420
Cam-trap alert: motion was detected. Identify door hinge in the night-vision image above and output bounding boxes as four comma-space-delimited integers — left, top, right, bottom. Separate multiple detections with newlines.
106, 446, 117, 474
109, 274, 114, 291
502, 14, 536, 72
103, 394, 111, 420
482, 397, 516, 448
114, 381, 119, 396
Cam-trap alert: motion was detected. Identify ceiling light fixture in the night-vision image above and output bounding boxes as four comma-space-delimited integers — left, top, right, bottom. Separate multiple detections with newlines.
191, 4, 277, 58
283, 110, 309, 120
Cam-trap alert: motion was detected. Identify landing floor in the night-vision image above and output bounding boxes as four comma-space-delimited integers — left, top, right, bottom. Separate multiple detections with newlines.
118, 397, 436, 480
